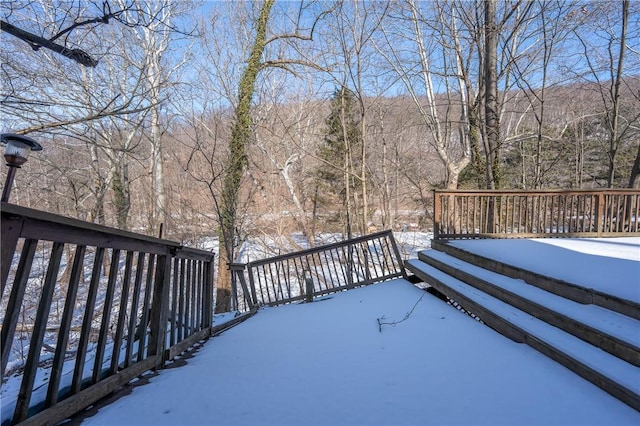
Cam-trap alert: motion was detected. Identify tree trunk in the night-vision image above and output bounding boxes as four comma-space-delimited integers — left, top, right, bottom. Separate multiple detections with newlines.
360, 112, 368, 235
280, 159, 315, 246
87, 142, 106, 225
140, 0, 174, 236
381, 135, 392, 229
215, 0, 275, 313
468, 104, 485, 188
482, 0, 500, 235
629, 142, 640, 188
484, 0, 500, 190
215, 246, 233, 313
606, 0, 628, 188
150, 104, 165, 232
112, 156, 130, 230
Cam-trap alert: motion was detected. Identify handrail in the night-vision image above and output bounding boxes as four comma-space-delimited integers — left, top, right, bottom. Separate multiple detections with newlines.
1, 202, 215, 425
433, 189, 640, 240
231, 230, 407, 311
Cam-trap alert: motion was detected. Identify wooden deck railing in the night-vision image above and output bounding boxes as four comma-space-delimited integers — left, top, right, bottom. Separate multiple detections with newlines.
433, 189, 640, 240
1, 203, 215, 425
230, 230, 407, 312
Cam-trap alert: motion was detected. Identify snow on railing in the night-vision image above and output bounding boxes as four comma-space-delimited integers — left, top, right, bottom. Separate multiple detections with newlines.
433, 189, 640, 240
1, 203, 215, 425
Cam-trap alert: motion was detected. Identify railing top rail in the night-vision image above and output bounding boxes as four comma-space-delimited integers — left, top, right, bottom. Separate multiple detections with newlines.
2, 202, 178, 246
174, 246, 216, 262
247, 229, 395, 268
0, 202, 215, 261
0, 202, 215, 262
434, 189, 640, 195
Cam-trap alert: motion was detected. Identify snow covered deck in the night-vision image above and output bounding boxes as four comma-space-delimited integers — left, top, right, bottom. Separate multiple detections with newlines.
445, 237, 640, 304
75, 238, 640, 425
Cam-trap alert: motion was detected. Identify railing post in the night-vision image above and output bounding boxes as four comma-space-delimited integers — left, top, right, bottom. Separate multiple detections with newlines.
488, 194, 496, 235
1, 208, 23, 294
229, 264, 239, 312
386, 230, 407, 279
433, 189, 440, 240
148, 251, 172, 364
596, 191, 604, 237
203, 258, 215, 327
229, 263, 253, 311
304, 269, 314, 303
245, 264, 259, 308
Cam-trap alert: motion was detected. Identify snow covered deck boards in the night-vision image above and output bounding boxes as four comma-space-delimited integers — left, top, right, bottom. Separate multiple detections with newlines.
431, 238, 640, 319
405, 238, 640, 411
74, 279, 640, 425
417, 250, 640, 365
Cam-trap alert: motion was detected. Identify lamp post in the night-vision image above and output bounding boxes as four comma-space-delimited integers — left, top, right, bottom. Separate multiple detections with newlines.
1, 133, 42, 203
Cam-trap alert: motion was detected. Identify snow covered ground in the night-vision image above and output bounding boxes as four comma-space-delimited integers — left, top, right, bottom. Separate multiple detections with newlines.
75, 237, 640, 426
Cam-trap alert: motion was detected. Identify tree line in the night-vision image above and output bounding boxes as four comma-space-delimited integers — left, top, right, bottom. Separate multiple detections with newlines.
1, 0, 638, 311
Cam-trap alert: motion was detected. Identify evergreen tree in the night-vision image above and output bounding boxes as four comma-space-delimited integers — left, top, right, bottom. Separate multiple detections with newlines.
316, 86, 363, 236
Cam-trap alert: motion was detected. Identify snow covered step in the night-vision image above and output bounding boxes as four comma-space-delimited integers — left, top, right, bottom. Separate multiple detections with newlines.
405, 259, 640, 412
417, 249, 640, 367
430, 239, 640, 320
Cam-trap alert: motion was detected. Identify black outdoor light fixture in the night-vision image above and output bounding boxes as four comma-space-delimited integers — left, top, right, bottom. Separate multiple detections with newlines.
1, 133, 42, 203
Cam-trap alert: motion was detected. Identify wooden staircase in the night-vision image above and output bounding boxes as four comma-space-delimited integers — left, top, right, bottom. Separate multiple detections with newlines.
405, 240, 640, 412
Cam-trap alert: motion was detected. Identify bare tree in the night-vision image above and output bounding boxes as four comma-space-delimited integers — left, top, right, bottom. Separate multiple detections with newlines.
376, 0, 472, 190
1, 0, 194, 237
629, 142, 640, 188
188, 0, 330, 312
327, 1, 390, 235
505, 0, 582, 189
252, 82, 324, 246
1, 0, 133, 67
1, 1, 165, 132
107, 0, 196, 235
606, 0, 630, 188
572, 0, 640, 188
483, 0, 500, 189
211, 0, 276, 312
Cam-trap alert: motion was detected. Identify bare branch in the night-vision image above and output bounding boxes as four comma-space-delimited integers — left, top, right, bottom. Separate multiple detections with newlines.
264, 2, 336, 46
1, 20, 98, 67
259, 58, 327, 74
16, 102, 155, 134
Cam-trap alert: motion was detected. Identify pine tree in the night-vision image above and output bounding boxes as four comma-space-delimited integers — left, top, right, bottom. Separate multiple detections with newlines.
316, 86, 363, 237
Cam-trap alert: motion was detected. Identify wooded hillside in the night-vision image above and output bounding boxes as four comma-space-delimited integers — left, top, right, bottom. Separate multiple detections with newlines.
2, 1, 639, 243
